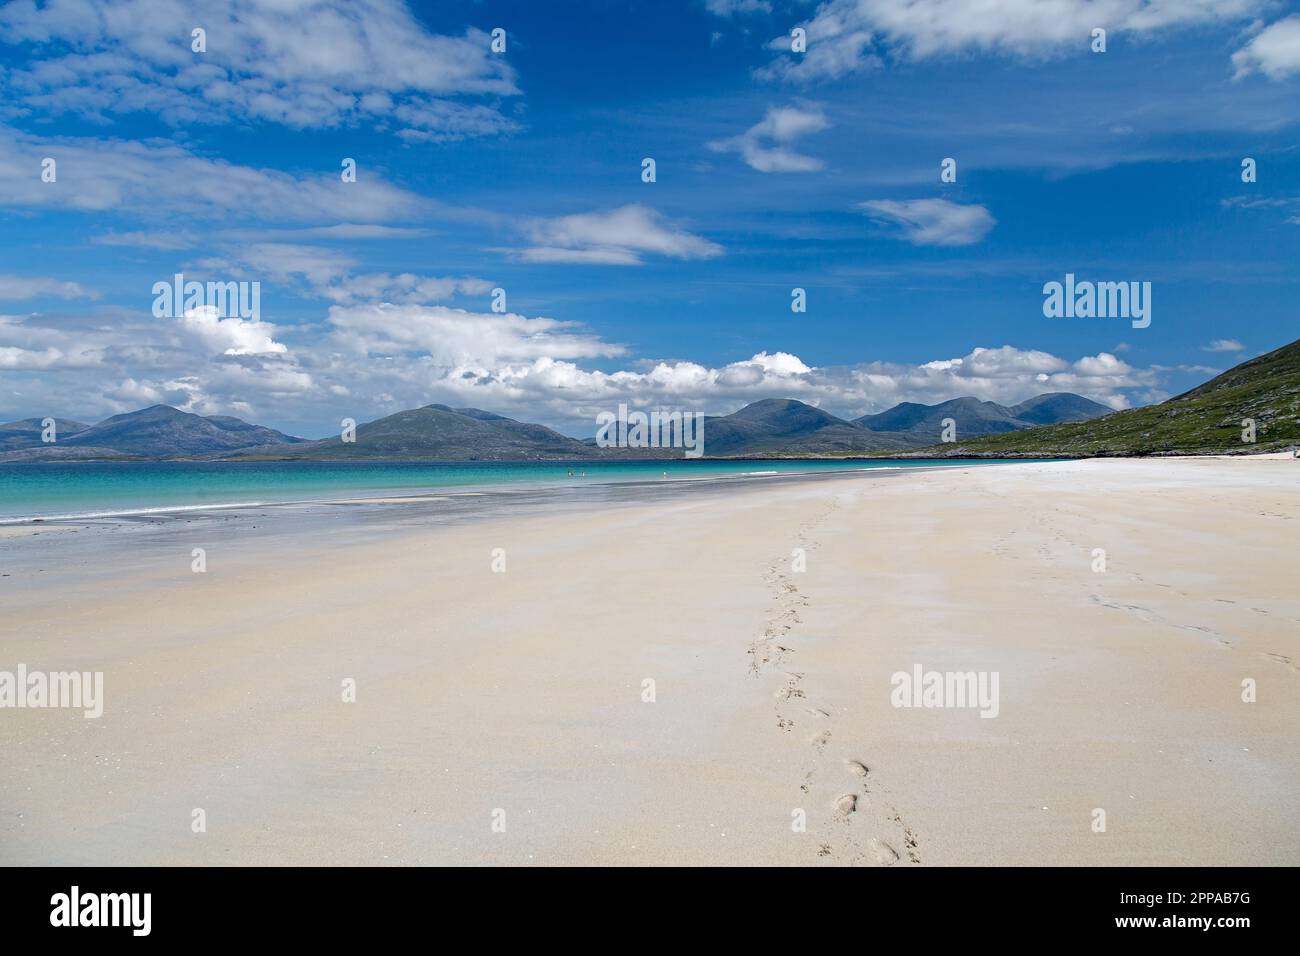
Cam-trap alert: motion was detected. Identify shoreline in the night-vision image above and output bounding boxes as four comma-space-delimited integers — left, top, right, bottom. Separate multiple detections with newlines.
3, 450, 1286, 528
0, 458, 1010, 527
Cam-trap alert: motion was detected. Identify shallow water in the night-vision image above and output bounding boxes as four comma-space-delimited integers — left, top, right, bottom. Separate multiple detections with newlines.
0, 458, 1047, 522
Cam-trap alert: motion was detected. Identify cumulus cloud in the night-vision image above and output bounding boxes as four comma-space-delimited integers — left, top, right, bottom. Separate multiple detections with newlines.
0, 0, 518, 139
1233, 15, 1300, 80
0, 312, 109, 370
859, 198, 996, 246
0, 343, 68, 370
764, 0, 1263, 82
514, 205, 723, 265
708, 104, 830, 172
179, 307, 287, 356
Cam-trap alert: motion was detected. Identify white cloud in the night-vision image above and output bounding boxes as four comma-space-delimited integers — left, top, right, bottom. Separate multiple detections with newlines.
0, 0, 518, 139
0, 126, 429, 221
92, 230, 201, 250
388, 99, 518, 142
838, 346, 1147, 413
323, 274, 494, 305
1203, 338, 1246, 352
226, 244, 358, 288
0, 274, 98, 301
225, 224, 431, 242
0, 307, 312, 421
205, 242, 492, 305
93, 224, 431, 251
326, 303, 625, 366
413, 344, 1150, 425
748, 351, 813, 375
179, 306, 287, 356
1233, 15, 1300, 80
0, 312, 107, 369
0, 344, 66, 370
708, 104, 829, 172
764, 0, 1263, 81
859, 198, 996, 246
760, 8, 878, 82
515, 205, 723, 265
515, 246, 645, 266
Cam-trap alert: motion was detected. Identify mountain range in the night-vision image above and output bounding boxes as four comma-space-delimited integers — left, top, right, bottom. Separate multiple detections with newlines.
11, 340, 1288, 462
0, 391, 1110, 462
854, 393, 1108, 439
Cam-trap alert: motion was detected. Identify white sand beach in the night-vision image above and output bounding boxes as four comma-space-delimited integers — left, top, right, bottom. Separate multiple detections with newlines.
1, 457, 1297, 866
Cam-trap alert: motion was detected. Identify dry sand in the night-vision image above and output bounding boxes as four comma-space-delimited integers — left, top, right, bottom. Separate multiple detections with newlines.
1, 457, 1297, 865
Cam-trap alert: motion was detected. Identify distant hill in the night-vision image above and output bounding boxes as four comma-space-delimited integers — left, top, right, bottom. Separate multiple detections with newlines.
855, 393, 1109, 443
1007, 393, 1112, 426
702, 399, 916, 455
0, 417, 90, 450
0, 390, 1120, 462
230, 404, 594, 460
0, 405, 304, 461
929, 338, 1300, 456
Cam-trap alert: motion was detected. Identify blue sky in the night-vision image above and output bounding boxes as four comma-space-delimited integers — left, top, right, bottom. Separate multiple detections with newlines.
1, 0, 1298, 438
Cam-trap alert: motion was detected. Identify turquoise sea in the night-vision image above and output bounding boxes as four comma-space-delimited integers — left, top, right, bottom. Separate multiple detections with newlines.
0, 458, 1040, 522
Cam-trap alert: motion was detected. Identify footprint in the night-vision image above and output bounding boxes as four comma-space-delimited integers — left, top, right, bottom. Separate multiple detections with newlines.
835, 794, 857, 816
869, 838, 899, 865
843, 759, 869, 777
809, 730, 832, 750
889, 808, 922, 863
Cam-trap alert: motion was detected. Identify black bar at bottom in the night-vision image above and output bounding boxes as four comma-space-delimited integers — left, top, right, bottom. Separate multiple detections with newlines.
0, 866, 1287, 942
